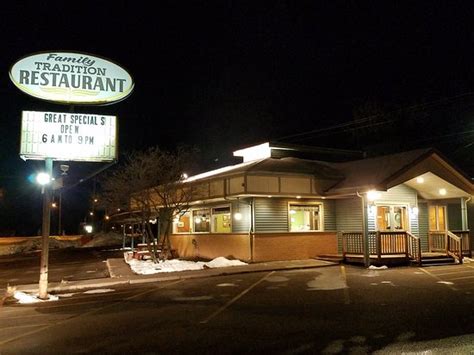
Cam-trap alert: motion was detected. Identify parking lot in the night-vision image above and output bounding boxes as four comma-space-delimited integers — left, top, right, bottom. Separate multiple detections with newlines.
1, 263, 474, 354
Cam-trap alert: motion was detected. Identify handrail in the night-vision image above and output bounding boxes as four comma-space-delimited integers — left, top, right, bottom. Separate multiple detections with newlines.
447, 230, 463, 264
406, 231, 422, 265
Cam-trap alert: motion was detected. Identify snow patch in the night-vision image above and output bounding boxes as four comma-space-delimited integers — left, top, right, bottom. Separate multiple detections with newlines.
126, 257, 247, 275
306, 269, 348, 291
13, 291, 59, 304
83, 289, 115, 294
437, 281, 454, 285
368, 265, 388, 270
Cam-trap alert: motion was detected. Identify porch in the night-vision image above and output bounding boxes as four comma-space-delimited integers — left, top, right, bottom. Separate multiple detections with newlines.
342, 230, 471, 266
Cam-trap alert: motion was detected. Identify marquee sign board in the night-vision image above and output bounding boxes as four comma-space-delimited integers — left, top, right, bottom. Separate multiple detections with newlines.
20, 111, 117, 162
9, 52, 134, 105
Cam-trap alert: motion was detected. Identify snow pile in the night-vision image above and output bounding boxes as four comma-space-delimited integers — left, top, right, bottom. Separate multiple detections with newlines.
368, 265, 388, 270
126, 256, 247, 275
13, 291, 59, 304
81, 232, 123, 248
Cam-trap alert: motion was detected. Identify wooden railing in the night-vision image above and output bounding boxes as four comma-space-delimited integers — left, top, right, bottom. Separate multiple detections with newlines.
342, 232, 364, 257
407, 231, 422, 265
429, 231, 447, 253
342, 231, 410, 262
452, 230, 471, 257
429, 230, 468, 263
447, 231, 463, 263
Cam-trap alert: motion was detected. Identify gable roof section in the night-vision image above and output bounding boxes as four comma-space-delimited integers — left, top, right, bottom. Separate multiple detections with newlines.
325, 148, 474, 196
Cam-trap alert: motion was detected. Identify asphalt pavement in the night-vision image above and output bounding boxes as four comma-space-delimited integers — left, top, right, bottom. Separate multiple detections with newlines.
1, 263, 474, 354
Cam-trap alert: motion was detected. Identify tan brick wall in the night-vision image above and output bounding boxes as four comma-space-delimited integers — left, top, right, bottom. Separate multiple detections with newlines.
252, 232, 338, 262
171, 232, 338, 262
170, 233, 251, 261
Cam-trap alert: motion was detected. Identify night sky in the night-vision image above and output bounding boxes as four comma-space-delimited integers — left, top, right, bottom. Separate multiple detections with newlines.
1, 1, 474, 235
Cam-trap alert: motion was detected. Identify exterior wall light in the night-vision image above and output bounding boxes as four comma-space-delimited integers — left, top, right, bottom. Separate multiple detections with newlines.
234, 212, 243, 221
416, 177, 424, 183
439, 188, 447, 196
84, 225, 93, 233
367, 190, 381, 201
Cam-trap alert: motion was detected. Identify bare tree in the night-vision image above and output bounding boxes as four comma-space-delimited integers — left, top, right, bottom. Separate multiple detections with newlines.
100, 146, 200, 261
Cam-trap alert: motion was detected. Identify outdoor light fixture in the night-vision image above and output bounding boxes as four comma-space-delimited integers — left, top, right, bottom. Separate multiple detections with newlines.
84, 225, 93, 233
439, 188, 447, 196
367, 190, 381, 201
416, 177, 424, 183
234, 197, 243, 221
36, 172, 51, 185
182, 173, 188, 179
411, 207, 419, 216
105, 215, 110, 220
296, 196, 301, 199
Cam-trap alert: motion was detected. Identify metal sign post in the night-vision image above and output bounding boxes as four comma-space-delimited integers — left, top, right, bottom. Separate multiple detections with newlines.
38, 158, 53, 299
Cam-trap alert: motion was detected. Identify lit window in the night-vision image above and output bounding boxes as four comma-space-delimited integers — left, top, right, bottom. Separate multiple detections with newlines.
211, 206, 231, 233
193, 209, 211, 233
289, 204, 322, 231
173, 211, 191, 233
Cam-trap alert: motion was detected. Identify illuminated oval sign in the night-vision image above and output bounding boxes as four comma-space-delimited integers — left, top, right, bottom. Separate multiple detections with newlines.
9, 51, 134, 105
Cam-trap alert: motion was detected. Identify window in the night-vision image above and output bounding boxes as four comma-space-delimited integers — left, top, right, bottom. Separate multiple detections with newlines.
376, 205, 407, 231
211, 206, 231, 233
429, 205, 446, 231
193, 208, 211, 233
173, 211, 191, 233
172, 205, 232, 234
289, 204, 322, 231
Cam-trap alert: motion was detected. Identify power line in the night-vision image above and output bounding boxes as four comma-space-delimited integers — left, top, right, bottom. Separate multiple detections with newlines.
277, 91, 474, 143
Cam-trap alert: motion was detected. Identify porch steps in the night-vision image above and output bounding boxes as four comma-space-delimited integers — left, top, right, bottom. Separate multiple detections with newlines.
416, 254, 457, 267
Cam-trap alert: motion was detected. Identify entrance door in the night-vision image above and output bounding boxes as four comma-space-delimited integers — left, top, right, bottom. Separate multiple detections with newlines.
376, 205, 408, 231
429, 205, 446, 231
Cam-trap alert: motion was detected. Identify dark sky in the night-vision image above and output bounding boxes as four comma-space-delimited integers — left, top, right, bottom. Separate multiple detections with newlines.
1, 1, 474, 234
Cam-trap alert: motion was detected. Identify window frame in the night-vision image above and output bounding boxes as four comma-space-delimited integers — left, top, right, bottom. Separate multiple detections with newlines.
374, 203, 410, 232
287, 201, 324, 232
172, 204, 233, 234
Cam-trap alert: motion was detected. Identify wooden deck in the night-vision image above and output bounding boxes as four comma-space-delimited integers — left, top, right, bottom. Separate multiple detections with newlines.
341, 230, 471, 266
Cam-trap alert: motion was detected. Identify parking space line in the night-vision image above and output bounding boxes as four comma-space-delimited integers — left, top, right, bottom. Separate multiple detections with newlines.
200, 271, 274, 324
419, 268, 458, 291
450, 275, 474, 281
434, 270, 472, 277
340, 265, 351, 305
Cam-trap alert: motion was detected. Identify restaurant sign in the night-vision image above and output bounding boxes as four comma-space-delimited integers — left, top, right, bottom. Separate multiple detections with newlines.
20, 111, 117, 162
10, 52, 134, 105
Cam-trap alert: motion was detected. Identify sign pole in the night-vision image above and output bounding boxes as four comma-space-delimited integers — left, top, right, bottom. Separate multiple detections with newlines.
39, 157, 53, 299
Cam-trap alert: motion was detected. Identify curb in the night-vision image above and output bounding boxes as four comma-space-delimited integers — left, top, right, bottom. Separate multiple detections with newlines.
14, 260, 336, 293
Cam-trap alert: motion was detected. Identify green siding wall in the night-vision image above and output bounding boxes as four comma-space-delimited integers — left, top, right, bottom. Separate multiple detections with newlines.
254, 198, 289, 232
418, 202, 429, 252
447, 203, 462, 230
335, 198, 362, 232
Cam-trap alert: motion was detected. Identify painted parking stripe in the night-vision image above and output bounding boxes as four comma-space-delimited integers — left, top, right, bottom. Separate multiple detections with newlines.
200, 271, 275, 324
419, 268, 458, 291
0, 280, 183, 346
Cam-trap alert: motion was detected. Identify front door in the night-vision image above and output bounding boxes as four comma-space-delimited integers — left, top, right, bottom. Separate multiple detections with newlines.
376, 205, 408, 231
429, 205, 446, 231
